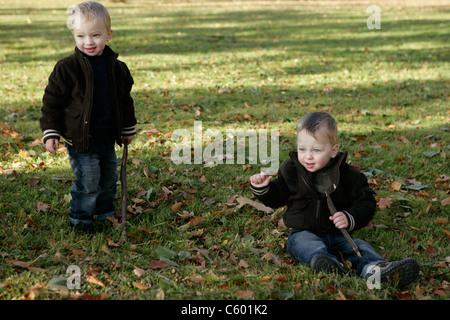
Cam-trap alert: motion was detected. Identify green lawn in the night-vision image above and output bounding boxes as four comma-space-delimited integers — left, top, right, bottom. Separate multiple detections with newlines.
0, 0, 448, 301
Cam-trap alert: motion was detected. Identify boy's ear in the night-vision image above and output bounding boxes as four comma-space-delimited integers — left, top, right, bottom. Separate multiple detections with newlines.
331, 144, 339, 158
107, 29, 113, 42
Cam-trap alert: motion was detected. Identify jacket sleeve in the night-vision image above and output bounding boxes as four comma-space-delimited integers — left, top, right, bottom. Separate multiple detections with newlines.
342, 167, 377, 232
119, 61, 137, 137
250, 160, 291, 209
40, 61, 71, 142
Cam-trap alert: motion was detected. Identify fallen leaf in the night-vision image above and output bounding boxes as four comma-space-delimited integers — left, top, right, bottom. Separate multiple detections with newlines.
88, 276, 105, 287
35, 201, 50, 212
171, 202, 183, 212
133, 281, 150, 290
441, 197, 450, 206
188, 216, 204, 225
234, 290, 253, 299
425, 245, 436, 255
132, 158, 144, 168
324, 285, 337, 294
134, 266, 146, 277
184, 276, 205, 283
394, 291, 412, 300
436, 217, 448, 225
19, 282, 45, 300
377, 197, 392, 209
413, 285, 425, 299
79, 293, 111, 300
150, 259, 168, 269
390, 181, 402, 191
236, 196, 273, 213
72, 248, 85, 258
238, 259, 249, 268
5, 259, 34, 269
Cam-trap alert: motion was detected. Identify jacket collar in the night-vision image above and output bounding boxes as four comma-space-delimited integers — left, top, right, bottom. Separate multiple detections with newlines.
288, 150, 348, 191
74, 45, 119, 64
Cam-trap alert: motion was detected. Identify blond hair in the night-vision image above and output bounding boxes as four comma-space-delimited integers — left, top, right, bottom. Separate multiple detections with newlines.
68, 1, 111, 31
297, 112, 338, 146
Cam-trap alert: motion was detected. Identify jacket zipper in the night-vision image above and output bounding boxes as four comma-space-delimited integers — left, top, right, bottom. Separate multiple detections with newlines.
302, 176, 322, 232
82, 56, 94, 151
315, 199, 321, 232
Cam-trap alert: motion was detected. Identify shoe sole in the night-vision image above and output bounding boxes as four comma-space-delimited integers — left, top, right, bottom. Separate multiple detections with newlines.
310, 254, 346, 275
380, 259, 420, 287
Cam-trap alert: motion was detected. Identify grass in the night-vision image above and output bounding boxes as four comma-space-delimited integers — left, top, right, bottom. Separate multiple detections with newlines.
0, 0, 449, 302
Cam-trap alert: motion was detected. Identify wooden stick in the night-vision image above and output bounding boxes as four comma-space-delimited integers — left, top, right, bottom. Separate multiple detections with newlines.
325, 191, 362, 258
120, 142, 128, 242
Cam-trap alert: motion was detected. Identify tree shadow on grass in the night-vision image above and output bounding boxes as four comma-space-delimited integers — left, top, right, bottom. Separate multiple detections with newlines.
1, 5, 448, 70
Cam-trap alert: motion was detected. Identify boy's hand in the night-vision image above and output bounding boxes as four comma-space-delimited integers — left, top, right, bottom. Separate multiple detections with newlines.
330, 211, 349, 229
250, 173, 272, 188
45, 138, 59, 155
122, 135, 134, 145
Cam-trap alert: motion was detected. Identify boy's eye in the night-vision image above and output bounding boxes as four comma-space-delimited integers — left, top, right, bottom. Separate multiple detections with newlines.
314, 149, 321, 152
93, 34, 100, 37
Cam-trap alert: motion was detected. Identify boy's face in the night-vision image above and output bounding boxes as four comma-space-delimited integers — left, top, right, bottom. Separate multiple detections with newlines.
72, 16, 113, 56
297, 129, 338, 172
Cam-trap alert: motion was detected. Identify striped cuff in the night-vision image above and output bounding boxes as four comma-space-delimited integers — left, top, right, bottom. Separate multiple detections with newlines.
122, 126, 136, 136
250, 184, 269, 197
344, 211, 355, 231
43, 129, 60, 143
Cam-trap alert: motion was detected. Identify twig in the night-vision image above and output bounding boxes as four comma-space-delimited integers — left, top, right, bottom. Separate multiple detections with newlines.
120, 142, 128, 242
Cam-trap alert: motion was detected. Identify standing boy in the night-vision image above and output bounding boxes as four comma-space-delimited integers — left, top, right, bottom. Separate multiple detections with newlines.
40, 1, 136, 233
249, 112, 419, 286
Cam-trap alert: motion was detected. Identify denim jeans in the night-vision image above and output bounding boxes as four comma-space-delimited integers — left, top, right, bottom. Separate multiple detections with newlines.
67, 140, 117, 226
287, 228, 385, 276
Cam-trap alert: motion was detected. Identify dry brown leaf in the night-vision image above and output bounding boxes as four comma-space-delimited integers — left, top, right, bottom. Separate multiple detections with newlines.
377, 197, 392, 209
236, 196, 273, 213
78, 293, 111, 300
35, 201, 50, 212
184, 276, 205, 283
436, 217, 449, 225
72, 248, 85, 258
150, 259, 168, 269
234, 290, 253, 299
88, 275, 105, 287
134, 266, 146, 277
5, 259, 34, 269
19, 282, 45, 300
441, 197, 450, 206
133, 281, 150, 290
171, 202, 183, 212
238, 259, 249, 268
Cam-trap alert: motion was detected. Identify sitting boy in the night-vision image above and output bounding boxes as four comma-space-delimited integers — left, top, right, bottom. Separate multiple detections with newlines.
249, 112, 419, 286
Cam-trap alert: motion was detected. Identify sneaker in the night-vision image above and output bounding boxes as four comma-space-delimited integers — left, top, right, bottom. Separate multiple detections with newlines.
366, 258, 419, 287
70, 222, 94, 235
310, 254, 347, 275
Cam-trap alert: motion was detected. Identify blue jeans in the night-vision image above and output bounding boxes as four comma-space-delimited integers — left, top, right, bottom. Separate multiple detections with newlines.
287, 228, 385, 276
67, 140, 117, 226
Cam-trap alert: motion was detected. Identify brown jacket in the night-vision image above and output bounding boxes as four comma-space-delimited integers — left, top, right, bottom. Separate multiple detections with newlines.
40, 46, 136, 152
250, 152, 377, 234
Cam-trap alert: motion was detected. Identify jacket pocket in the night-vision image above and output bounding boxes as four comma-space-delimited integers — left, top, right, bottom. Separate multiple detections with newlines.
63, 106, 82, 137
